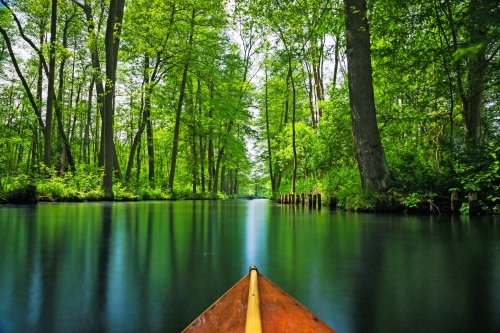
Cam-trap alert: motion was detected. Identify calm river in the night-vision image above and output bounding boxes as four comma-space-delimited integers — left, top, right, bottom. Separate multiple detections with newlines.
0, 200, 499, 333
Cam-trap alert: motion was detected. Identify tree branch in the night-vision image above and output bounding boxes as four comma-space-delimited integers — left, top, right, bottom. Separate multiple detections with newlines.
0, 25, 45, 132
0, 0, 49, 77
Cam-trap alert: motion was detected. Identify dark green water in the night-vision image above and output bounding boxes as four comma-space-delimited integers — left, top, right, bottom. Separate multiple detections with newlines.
0, 200, 499, 333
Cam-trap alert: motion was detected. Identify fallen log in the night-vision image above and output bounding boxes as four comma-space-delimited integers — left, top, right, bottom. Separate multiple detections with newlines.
0, 185, 38, 204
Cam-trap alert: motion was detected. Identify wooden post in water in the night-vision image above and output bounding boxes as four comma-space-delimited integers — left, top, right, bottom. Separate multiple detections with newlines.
317, 194, 321, 209
312, 194, 316, 208
451, 192, 459, 213
468, 191, 478, 214
301, 194, 305, 205
308, 194, 313, 207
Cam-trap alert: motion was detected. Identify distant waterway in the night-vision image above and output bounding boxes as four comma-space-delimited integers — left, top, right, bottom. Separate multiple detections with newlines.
0, 200, 499, 333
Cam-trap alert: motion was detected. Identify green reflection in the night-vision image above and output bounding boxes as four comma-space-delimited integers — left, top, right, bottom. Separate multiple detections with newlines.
0, 202, 499, 333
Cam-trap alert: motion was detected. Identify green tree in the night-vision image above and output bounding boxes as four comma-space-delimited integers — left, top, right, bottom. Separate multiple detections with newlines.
343, 0, 391, 192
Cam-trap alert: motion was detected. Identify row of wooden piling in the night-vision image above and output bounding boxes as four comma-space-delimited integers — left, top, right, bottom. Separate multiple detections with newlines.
276, 193, 322, 209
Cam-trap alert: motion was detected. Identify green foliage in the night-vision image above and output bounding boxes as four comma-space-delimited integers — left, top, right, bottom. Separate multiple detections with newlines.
453, 145, 500, 213
113, 182, 139, 201
459, 203, 470, 215
36, 165, 104, 202
137, 186, 168, 200
1, 0, 499, 213
401, 191, 437, 209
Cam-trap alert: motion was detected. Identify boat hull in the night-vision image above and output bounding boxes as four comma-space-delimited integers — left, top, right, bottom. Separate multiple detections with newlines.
182, 272, 336, 333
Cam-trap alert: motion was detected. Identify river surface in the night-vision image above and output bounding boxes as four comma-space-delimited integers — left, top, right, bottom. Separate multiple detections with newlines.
0, 200, 499, 333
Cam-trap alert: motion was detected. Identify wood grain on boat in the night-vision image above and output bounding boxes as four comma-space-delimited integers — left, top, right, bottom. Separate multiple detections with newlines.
182, 269, 336, 333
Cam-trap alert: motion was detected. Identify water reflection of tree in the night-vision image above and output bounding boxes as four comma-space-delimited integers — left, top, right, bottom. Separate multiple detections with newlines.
351, 226, 386, 333
351, 216, 499, 333
96, 203, 113, 326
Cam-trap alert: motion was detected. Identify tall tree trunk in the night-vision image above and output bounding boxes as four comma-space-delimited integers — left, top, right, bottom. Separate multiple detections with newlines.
136, 141, 142, 183
54, 18, 76, 173
304, 61, 317, 128
464, 61, 485, 146
312, 37, 325, 122
220, 166, 226, 194
83, 78, 94, 164
208, 135, 214, 193
265, 68, 275, 196
191, 84, 198, 194
200, 135, 206, 193
167, 66, 187, 190
333, 35, 340, 87
197, 79, 206, 193
233, 170, 238, 195
213, 148, 224, 194
167, 9, 195, 191
462, 0, 489, 149
145, 83, 155, 182
125, 73, 147, 183
167, 60, 189, 190
125, 120, 146, 183
102, 0, 125, 199
207, 84, 215, 193
344, 0, 391, 192
44, 0, 58, 167
77, 1, 121, 179
288, 55, 297, 194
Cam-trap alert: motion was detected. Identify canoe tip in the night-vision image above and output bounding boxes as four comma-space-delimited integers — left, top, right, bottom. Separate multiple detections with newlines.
249, 265, 258, 273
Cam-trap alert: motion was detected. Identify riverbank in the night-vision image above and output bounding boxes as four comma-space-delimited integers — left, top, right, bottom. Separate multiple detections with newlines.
0, 184, 254, 204
274, 189, 499, 216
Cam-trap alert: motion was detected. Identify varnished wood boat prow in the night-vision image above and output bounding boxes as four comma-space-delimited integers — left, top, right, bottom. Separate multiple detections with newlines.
182, 268, 337, 333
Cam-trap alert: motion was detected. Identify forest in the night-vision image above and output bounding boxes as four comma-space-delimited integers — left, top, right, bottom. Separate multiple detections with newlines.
0, 0, 499, 214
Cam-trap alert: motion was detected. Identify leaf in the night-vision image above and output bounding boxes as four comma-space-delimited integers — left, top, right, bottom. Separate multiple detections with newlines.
452, 43, 483, 61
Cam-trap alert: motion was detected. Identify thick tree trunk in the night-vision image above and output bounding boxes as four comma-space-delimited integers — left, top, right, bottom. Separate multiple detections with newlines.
344, 0, 391, 192
102, 0, 125, 199
463, 31, 487, 148
465, 67, 484, 146
77, 1, 121, 180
